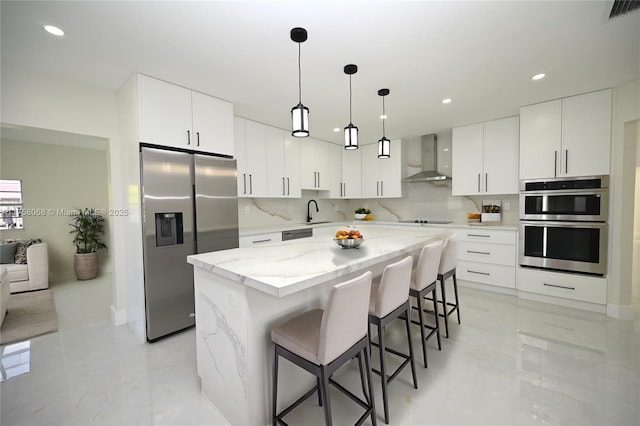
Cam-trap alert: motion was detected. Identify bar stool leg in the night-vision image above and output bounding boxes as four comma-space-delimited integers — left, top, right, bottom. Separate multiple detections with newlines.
404, 306, 418, 389
319, 367, 332, 426
272, 347, 279, 425
453, 273, 461, 324
317, 377, 322, 406
364, 346, 378, 426
440, 276, 450, 338
416, 294, 428, 368
431, 287, 442, 350
357, 352, 369, 406
378, 322, 390, 424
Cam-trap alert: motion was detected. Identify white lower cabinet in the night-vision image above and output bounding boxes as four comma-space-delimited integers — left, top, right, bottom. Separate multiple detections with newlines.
517, 267, 607, 305
239, 231, 282, 248
452, 227, 517, 289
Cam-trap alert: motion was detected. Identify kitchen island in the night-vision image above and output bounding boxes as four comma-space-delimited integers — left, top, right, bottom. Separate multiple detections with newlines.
187, 224, 447, 425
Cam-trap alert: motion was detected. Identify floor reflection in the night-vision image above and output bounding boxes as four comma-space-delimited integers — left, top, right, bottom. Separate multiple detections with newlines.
0, 340, 31, 382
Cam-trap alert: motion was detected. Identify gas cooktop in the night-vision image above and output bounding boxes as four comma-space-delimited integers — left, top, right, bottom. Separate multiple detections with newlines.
398, 219, 454, 224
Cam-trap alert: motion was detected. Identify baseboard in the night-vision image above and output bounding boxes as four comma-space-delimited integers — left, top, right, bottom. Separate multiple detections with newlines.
110, 304, 127, 326
606, 303, 636, 320
517, 291, 606, 313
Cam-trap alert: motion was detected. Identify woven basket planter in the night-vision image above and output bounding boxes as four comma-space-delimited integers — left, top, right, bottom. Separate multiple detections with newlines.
74, 252, 99, 280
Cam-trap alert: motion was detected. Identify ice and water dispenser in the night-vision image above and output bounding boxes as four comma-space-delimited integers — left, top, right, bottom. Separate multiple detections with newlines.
155, 213, 184, 247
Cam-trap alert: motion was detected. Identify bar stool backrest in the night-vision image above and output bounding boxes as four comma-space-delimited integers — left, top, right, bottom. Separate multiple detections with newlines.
438, 236, 458, 275
318, 271, 373, 365
372, 256, 413, 318
414, 240, 444, 290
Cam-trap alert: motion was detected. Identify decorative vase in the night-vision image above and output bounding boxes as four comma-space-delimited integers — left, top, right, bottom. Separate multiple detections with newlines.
74, 252, 99, 280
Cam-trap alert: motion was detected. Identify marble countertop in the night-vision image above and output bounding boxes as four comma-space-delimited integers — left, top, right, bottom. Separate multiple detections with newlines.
188, 225, 447, 298
239, 221, 518, 236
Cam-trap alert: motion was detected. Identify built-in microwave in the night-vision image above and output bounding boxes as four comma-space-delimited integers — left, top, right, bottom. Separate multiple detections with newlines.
519, 220, 608, 276
519, 175, 608, 222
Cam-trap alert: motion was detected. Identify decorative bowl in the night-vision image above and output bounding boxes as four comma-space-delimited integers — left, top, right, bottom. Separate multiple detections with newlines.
333, 238, 364, 249
354, 213, 367, 220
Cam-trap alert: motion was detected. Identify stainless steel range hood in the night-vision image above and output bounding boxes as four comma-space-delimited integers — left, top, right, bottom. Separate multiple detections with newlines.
402, 134, 451, 182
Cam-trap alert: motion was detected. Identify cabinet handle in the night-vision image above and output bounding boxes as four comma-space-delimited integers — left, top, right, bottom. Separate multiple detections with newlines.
565, 149, 568, 174
543, 283, 575, 291
187, 130, 191, 145
381, 181, 384, 196
252, 238, 271, 244
467, 270, 490, 276
377, 181, 380, 196
243, 174, 247, 195
317, 172, 320, 188
340, 182, 343, 197
314, 171, 317, 188
282, 177, 286, 196
467, 250, 490, 255
477, 174, 481, 193
485, 173, 488, 192
344, 183, 347, 197
554, 151, 558, 177
196, 132, 200, 147
467, 233, 490, 238
287, 178, 290, 195
249, 174, 253, 194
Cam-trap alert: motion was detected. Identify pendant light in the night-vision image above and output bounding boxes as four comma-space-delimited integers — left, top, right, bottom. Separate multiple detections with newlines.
344, 64, 359, 150
290, 27, 309, 137
377, 88, 391, 158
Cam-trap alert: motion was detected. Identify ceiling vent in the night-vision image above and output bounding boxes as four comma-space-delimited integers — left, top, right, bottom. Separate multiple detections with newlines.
609, 0, 640, 19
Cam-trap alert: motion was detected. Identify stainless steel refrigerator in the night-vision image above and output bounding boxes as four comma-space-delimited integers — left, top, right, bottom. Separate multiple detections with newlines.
140, 146, 239, 342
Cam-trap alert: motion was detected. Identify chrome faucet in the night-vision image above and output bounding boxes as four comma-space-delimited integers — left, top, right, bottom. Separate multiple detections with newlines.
306, 199, 319, 223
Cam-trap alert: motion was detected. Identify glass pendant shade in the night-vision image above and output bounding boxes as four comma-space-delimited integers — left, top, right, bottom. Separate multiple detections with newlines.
344, 123, 358, 150
378, 136, 390, 158
291, 103, 309, 137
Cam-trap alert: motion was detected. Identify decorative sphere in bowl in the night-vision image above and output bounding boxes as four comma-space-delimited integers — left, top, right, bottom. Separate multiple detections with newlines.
333, 237, 364, 248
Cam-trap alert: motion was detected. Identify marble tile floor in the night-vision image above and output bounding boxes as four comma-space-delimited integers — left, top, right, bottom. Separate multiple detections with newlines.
1, 274, 639, 425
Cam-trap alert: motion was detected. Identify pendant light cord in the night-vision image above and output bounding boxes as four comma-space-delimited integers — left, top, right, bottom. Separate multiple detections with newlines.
382, 96, 386, 136
297, 43, 302, 104
349, 75, 353, 123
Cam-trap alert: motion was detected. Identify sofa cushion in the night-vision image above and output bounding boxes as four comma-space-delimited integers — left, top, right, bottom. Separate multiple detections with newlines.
4, 263, 28, 282
0, 242, 18, 264
13, 239, 42, 264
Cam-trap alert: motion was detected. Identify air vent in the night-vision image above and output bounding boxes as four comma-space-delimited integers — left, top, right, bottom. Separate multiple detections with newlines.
609, 0, 640, 18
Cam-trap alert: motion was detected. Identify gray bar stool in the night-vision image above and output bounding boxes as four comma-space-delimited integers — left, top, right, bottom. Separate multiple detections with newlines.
435, 236, 460, 338
368, 256, 417, 424
409, 239, 444, 368
271, 271, 377, 426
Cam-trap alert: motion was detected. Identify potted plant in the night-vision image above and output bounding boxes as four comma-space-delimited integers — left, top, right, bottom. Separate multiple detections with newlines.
69, 208, 107, 280
354, 208, 371, 220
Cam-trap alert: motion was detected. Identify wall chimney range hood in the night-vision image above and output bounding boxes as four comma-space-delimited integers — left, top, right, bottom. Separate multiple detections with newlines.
402, 134, 451, 182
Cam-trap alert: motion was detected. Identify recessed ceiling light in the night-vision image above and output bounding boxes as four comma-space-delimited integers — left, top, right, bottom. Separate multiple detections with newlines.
333, 128, 340, 132
43, 25, 64, 36
442, 98, 452, 104
532, 73, 546, 81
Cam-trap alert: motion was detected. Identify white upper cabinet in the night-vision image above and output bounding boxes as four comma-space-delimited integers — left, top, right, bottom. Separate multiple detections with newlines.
452, 116, 519, 196
191, 91, 234, 156
339, 148, 362, 199
234, 118, 268, 198
300, 138, 337, 191
266, 127, 301, 198
138, 75, 234, 156
520, 89, 611, 179
361, 140, 404, 198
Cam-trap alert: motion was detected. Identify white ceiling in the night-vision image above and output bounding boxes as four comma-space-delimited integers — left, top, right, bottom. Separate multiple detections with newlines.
1, 1, 639, 147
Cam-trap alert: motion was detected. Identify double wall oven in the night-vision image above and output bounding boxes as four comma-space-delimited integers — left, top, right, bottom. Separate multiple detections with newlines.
519, 175, 608, 276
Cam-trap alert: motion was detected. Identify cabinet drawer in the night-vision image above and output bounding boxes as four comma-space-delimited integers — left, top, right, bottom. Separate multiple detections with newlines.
239, 232, 282, 248
457, 261, 515, 289
457, 241, 516, 266
454, 229, 516, 245
517, 268, 606, 305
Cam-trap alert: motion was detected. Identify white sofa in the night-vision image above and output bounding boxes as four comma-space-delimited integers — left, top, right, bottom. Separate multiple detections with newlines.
0, 268, 9, 326
3, 243, 49, 293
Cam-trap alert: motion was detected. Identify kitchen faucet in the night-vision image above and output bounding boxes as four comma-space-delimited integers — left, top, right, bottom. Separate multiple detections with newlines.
306, 199, 319, 223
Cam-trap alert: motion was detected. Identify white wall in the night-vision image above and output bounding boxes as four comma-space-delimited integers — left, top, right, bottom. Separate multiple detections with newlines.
0, 139, 110, 282
607, 79, 640, 319
1, 67, 130, 327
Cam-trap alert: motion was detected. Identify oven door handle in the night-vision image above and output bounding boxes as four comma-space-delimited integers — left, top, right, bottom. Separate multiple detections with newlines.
519, 220, 607, 229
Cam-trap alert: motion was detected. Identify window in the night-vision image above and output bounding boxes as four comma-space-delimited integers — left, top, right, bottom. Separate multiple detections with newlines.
0, 180, 24, 230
